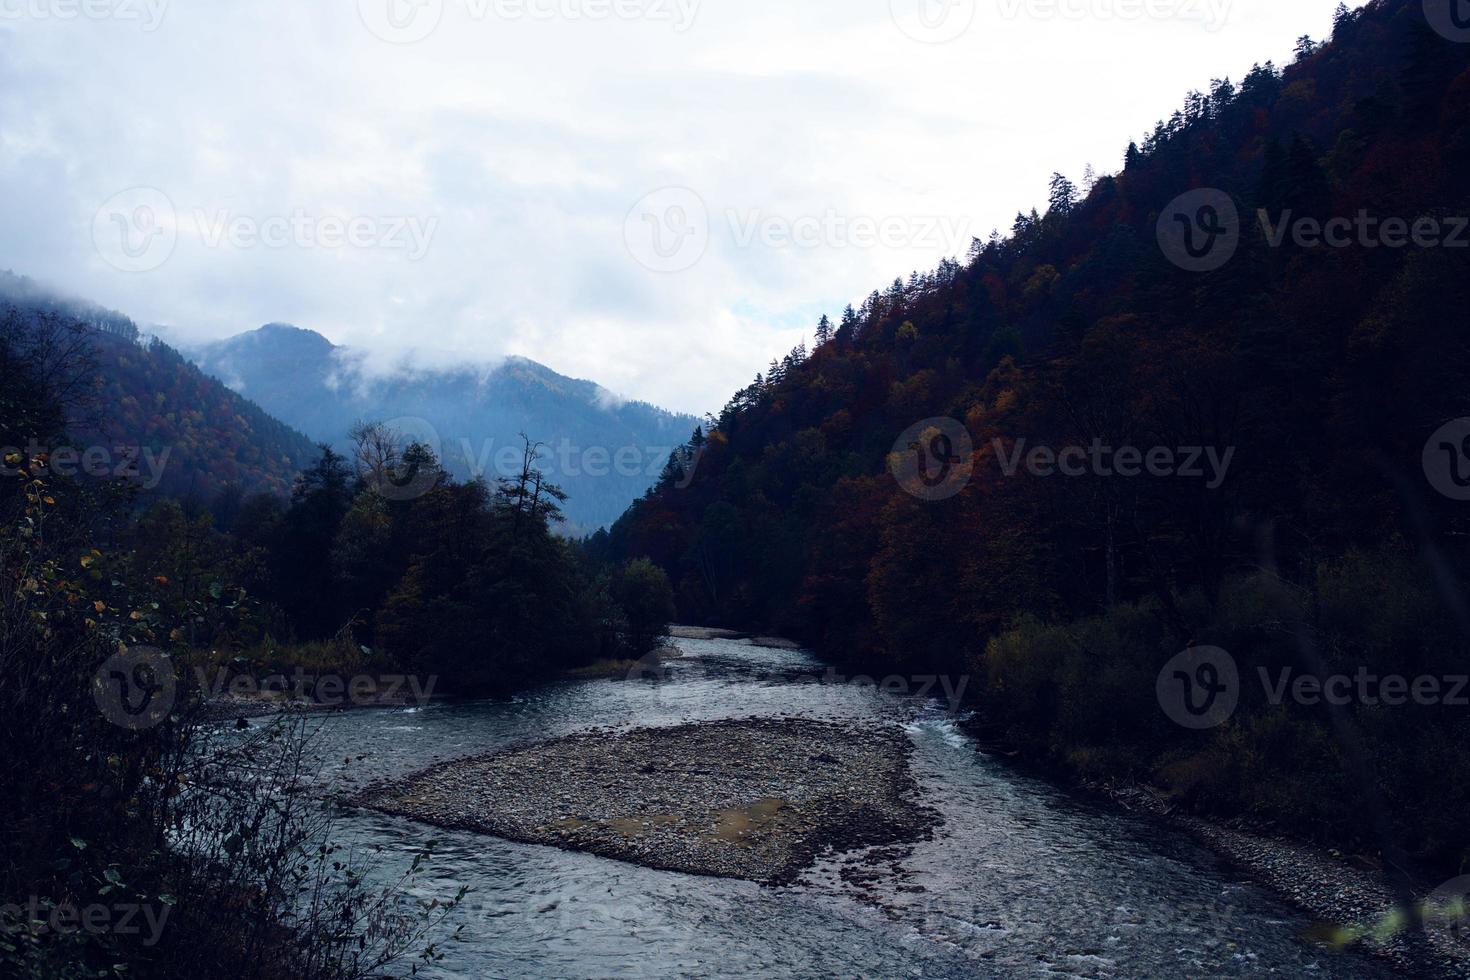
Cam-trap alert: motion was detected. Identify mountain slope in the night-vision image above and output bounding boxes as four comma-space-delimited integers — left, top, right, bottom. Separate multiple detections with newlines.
602, 0, 1470, 872
0, 273, 318, 499
191, 325, 701, 531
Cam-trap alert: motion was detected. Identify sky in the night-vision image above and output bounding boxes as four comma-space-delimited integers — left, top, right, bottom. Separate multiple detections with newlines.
0, 0, 1348, 416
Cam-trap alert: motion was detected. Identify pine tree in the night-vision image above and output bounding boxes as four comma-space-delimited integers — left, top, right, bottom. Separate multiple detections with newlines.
815, 314, 833, 346
1048, 172, 1078, 215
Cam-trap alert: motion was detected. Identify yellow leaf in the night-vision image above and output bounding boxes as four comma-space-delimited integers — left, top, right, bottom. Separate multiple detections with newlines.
93, 600, 106, 613
80, 556, 95, 568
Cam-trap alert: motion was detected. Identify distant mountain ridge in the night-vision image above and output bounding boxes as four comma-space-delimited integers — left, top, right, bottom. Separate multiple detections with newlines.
191, 324, 701, 531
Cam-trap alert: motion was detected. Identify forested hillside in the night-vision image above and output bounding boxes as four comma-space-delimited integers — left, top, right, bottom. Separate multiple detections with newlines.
604, 0, 1470, 872
0, 274, 318, 499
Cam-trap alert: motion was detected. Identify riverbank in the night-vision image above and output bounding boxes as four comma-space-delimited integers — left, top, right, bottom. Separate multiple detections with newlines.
1096, 783, 1466, 978
558, 644, 686, 681
201, 676, 443, 721
668, 625, 803, 650
357, 718, 940, 885
964, 728, 1466, 978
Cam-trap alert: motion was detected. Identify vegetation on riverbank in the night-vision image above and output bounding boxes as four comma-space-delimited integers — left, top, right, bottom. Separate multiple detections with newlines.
0, 313, 674, 975
978, 553, 1470, 870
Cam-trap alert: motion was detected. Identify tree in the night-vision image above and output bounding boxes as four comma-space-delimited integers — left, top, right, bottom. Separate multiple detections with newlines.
614, 558, 675, 655
270, 446, 354, 638
495, 434, 567, 536
349, 419, 401, 489
815, 314, 833, 346
1048, 173, 1078, 216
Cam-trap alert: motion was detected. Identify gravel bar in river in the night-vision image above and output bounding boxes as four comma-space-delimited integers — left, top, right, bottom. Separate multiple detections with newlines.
359, 718, 940, 885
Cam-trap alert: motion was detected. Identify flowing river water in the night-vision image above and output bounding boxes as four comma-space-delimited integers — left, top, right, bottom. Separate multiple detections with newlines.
303, 634, 1392, 978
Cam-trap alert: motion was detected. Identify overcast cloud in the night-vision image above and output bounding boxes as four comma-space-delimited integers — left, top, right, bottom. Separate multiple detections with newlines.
0, 0, 1343, 415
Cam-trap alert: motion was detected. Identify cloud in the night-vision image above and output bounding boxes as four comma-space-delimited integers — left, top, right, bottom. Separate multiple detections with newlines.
0, 0, 1343, 416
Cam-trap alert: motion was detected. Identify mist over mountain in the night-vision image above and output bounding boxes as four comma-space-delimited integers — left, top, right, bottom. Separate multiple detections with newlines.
190, 324, 702, 532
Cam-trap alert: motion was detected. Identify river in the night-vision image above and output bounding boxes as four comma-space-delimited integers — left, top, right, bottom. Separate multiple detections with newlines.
302, 634, 1391, 978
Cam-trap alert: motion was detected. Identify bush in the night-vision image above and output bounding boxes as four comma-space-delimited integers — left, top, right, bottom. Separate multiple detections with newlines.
0, 463, 458, 979
614, 558, 676, 656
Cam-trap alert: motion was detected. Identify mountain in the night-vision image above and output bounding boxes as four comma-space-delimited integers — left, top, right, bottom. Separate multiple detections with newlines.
190, 325, 701, 532
601, 0, 1470, 871
0, 272, 318, 499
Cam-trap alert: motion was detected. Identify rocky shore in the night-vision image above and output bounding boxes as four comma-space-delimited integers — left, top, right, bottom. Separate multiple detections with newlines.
1094, 783, 1467, 977
357, 718, 940, 885
667, 625, 749, 641
961, 716, 1467, 976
